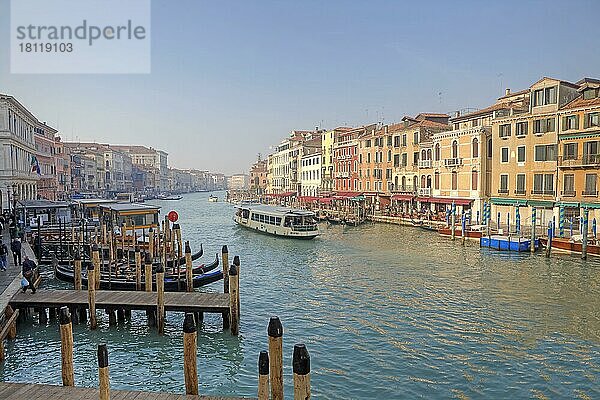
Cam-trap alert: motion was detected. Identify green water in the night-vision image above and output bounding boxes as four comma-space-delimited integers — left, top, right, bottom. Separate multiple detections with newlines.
1, 191, 599, 399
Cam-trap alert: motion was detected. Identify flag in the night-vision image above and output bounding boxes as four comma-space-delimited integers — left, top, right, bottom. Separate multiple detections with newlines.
30, 155, 41, 175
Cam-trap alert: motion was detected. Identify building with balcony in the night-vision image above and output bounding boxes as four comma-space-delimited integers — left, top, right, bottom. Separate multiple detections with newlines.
321, 127, 352, 195
34, 123, 59, 200
299, 144, 321, 198
556, 77, 600, 221
333, 125, 373, 193
249, 157, 268, 195
490, 77, 581, 226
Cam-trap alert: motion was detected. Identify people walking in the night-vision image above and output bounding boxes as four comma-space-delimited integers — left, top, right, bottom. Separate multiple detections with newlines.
11, 238, 22, 267
0, 240, 8, 271
22, 255, 37, 293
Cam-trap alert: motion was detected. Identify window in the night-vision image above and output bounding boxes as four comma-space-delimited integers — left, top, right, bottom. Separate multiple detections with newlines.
451, 171, 457, 190
394, 136, 400, 147
563, 143, 578, 160
472, 119, 480, 127
367, 153, 371, 163
393, 154, 400, 167
471, 170, 478, 190
387, 136, 392, 146
534, 144, 557, 161
434, 143, 440, 161
413, 132, 419, 144
517, 146, 525, 163
533, 118, 556, 134
366, 140, 371, 148
563, 174, 575, 196
452, 140, 458, 158
401, 153, 407, 167
501, 147, 509, 163
387, 150, 392, 162
585, 112, 600, 128
386, 168, 392, 179
499, 124, 511, 138
413, 152, 419, 165
563, 115, 579, 131
487, 138, 492, 157
359, 154, 362, 163
584, 174, 597, 195
583, 88, 599, 100
516, 122, 528, 136
434, 172, 439, 189
499, 175, 508, 193
472, 138, 479, 158
516, 174, 526, 194
533, 89, 544, 107
402, 134, 407, 147
533, 173, 554, 194
532, 86, 557, 106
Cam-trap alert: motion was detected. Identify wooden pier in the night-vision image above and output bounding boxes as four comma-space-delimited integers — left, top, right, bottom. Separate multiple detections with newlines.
10, 289, 230, 314
0, 382, 253, 399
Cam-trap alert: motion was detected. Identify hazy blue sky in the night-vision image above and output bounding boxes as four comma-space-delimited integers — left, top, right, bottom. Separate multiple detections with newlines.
1, 0, 599, 174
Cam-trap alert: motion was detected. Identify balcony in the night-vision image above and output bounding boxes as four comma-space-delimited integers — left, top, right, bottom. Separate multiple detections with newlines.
582, 190, 598, 197
418, 187, 431, 196
531, 189, 555, 196
558, 155, 600, 168
498, 188, 509, 195
418, 159, 432, 168
443, 158, 463, 167
514, 189, 526, 196
392, 185, 415, 194
561, 190, 576, 197
335, 172, 349, 179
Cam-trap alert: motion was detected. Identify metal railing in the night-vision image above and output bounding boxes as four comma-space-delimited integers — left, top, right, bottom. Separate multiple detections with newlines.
443, 158, 463, 167
291, 224, 318, 232
561, 190, 576, 197
582, 190, 598, 196
531, 189, 555, 195
418, 160, 432, 168
418, 187, 431, 196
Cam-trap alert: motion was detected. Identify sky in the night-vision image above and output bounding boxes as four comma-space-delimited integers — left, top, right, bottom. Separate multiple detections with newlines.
1, 0, 599, 175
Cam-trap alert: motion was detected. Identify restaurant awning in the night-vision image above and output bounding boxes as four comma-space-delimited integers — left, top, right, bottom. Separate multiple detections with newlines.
318, 197, 333, 204
490, 197, 528, 206
333, 191, 362, 199
581, 202, 600, 209
418, 197, 472, 205
391, 194, 414, 201
528, 200, 555, 208
298, 196, 319, 203
265, 191, 297, 198
557, 201, 579, 208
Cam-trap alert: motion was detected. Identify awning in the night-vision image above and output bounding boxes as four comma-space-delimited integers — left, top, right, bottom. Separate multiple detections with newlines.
318, 197, 333, 204
391, 194, 414, 201
557, 201, 579, 208
528, 200, 555, 208
418, 197, 472, 206
265, 191, 297, 198
298, 196, 319, 203
490, 197, 528, 206
333, 191, 362, 199
351, 195, 365, 201
581, 202, 600, 209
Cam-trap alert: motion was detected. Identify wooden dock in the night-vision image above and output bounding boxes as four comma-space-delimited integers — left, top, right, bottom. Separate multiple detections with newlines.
0, 382, 254, 399
10, 289, 230, 313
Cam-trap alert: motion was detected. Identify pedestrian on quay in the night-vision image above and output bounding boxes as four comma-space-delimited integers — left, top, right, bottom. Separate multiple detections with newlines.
22, 255, 37, 293
11, 237, 21, 267
0, 240, 7, 271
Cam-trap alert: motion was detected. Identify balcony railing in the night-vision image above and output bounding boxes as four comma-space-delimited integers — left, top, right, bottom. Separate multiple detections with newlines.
582, 190, 598, 197
559, 154, 600, 167
418, 159, 432, 168
561, 190, 576, 197
392, 185, 415, 193
514, 189, 526, 195
418, 187, 431, 196
444, 158, 463, 167
531, 189, 555, 195
498, 188, 509, 194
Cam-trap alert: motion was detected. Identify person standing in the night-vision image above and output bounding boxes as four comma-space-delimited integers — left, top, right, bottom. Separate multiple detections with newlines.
0, 240, 8, 271
22, 255, 37, 293
11, 238, 22, 267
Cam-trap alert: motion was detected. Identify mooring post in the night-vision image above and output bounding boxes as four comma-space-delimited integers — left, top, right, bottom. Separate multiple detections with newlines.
98, 344, 110, 400
545, 221, 553, 258
582, 208, 589, 260
101, 223, 107, 245
229, 263, 239, 335
6, 306, 16, 339
59, 306, 74, 386
222, 245, 229, 293
531, 207, 537, 254
185, 241, 193, 292
135, 246, 141, 291
450, 202, 456, 241
87, 263, 97, 330
233, 256, 241, 318
268, 316, 284, 400
148, 227, 154, 260
144, 252, 153, 292
293, 344, 311, 400
258, 351, 270, 400
73, 252, 82, 290
183, 313, 199, 395
156, 263, 165, 335
461, 213, 466, 245
92, 244, 101, 290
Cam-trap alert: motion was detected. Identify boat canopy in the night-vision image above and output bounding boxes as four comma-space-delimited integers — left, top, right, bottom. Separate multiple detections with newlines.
237, 204, 315, 217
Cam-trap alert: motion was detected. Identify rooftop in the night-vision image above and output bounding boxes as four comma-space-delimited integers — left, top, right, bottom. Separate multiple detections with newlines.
99, 203, 161, 212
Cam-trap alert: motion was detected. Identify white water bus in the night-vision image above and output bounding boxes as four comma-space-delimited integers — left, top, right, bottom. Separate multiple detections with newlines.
234, 204, 319, 239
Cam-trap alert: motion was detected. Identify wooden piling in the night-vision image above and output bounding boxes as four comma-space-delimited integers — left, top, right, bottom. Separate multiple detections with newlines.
117, 309, 125, 323
87, 264, 97, 330
5, 306, 17, 339
233, 256, 241, 318
98, 344, 110, 400
531, 207, 537, 254
229, 263, 239, 335
156, 264, 165, 335
59, 306, 74, 386
545, 221, 553, 258
108, 309, 117, 326
185, 241, 193, 292
293, 344, 311, 400
258, 351, 270, 400
222, 245, 229, 293
92, 244, 101, 290
268, 316, 284, 400
582, 208, 589, 260
450, 202, 456, 241
135, 247, 142, 291
73, 253, 82, 291
38, 308, 48, 324
183, 313, 199, 395
148, 227, 154, 260
144, 252, 152, 292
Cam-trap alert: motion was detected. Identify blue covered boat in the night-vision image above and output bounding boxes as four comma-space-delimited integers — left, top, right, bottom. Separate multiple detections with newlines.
480, 235, 539, 252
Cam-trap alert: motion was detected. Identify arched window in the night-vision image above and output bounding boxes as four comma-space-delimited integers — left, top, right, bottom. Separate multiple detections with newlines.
427, 175, 432, 188
394, 176, 398, 189
435, 143, 440, 161
434, 172, 440, 189
413, 175, 418, 189
452, 140, 458, 159
487, 138, 492, 157
427, 149, 432, 160
421, 149, 426, 160
452, 171, 458, 190
421, 175, 426, 188
401, 176, 406, 190
472, 170, 478, 190
472, 138, 479, 158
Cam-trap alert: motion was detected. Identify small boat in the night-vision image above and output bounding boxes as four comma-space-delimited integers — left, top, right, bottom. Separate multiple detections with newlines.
161, 195, 183, 201
208, 195, 218, 202
538, 236, 600, 257
234, 204, 319, 239
438, 224, 485, 239
326, 215, 345, 225
54, 254, 221, 291
480, 235, 539, 252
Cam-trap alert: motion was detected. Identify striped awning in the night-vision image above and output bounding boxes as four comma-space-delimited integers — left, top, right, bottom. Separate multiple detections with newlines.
528, 200, 555, 208
581, 202, 600, 209
489, 198, 527, 206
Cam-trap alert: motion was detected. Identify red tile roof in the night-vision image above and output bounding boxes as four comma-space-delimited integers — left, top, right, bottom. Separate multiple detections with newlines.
561, 95, 600, 110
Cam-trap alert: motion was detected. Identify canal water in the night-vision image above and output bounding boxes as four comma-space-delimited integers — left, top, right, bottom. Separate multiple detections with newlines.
1, 191, 598, 399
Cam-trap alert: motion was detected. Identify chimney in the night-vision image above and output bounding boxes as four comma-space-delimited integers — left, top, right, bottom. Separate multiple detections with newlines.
384, 126, 388, 134
315, 126, 319, 132
505, 88, 511, 96
455, 111, 461, 118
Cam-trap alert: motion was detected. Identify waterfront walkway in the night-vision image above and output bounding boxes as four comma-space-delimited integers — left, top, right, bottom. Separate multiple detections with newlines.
0, 231, 36, 316
0, 382, 253, 399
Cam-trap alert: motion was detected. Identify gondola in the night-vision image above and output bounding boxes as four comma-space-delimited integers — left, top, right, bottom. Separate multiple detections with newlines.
54, 254, 222, 291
